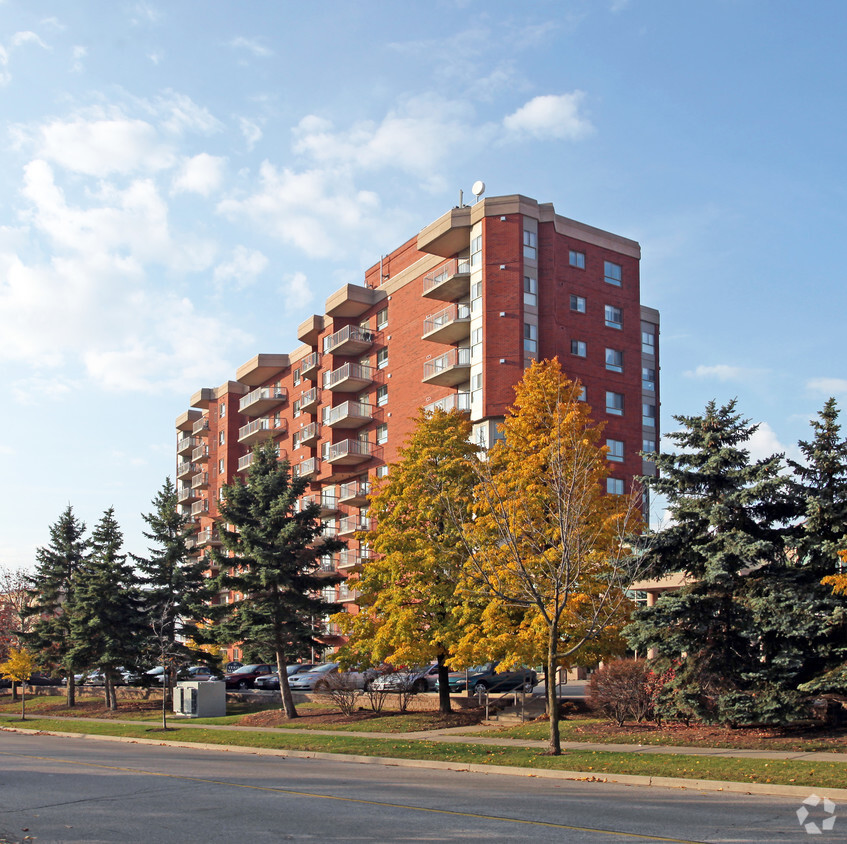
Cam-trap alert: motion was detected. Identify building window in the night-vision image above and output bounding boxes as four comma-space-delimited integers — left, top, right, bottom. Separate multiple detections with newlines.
643, 439, 656, 455
523, 323, 538, 354
376, 385, 388, 406
606, 391, 624, 416
570, 294, 586, 313
570, 340, 587, 357
293, 368, 301, 386
604, 261, 622, 286
605, 348, 623, 372
219, 431, 225, 445
605, 305, 623, 329
643, 403, 656, 428
470, 234, 482, 268
376, 347, 388, 369
578, 386, 587, 402
607, 477, 625, 495
321, 441, 331, 460
375, 465, 389, 479
523, 276, 537, 307
292, 431, 301, 450
376, 307, 388, 329
376, 423, 388, 445
606, 439, 624, 462
523, 230, 537, 259
642, 330, 655, 355
219, 402, 226, 417
293, 399, 301, 417
642, 367, 656, 391
569, 250, 585, 269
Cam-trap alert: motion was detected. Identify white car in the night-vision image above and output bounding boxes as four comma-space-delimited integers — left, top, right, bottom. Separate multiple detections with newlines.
287, 663, 371, 691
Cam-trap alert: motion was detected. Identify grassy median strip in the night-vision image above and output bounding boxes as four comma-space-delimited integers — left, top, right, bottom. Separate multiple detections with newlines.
3, 714, 845, 790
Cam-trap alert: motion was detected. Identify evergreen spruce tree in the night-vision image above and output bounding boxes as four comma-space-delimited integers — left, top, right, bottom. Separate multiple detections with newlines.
134, 478, 213, 707
69, 508, 145, 710
209, 441, 345, 719
625, 400, 790, 724
22, 506, 89, 707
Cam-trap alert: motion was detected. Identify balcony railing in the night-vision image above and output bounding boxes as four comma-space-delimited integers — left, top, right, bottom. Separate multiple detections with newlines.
299, 387, 320, 413
192, 417, 210, 436
424, 392, 471, 415
239, 386, 287, 417
176, 461, 198, 480
191, 471, 209, 490
190, 499, 209, 516
176, 435, 199, 456
327, 400, 373, 428
192, 444, 210, 463
298, 422, 320, 446
293, 457, 320, 479
422, 347, 471, 387
237, 452, 254, 472
338, 479, 371, 505
300, 351, 320, 379
322, 324, 374, 357
422, 303, 472, 343
238, 416, 287, 445
177, 486, 195, 504
196, 528, 222, 547
327, 439, 374, 465
323, 363, 374, 393
422, 258, 471, 301
338, 515, 373, 537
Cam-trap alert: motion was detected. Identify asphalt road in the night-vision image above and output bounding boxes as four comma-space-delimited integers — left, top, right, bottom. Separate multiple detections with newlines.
0, 731, 838, 843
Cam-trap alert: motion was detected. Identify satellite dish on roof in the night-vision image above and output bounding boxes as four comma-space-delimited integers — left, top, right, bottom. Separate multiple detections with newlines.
471, 180, 485, 200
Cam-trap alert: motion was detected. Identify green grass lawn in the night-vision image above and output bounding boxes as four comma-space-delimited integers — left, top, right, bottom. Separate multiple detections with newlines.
2, 713, 845, 790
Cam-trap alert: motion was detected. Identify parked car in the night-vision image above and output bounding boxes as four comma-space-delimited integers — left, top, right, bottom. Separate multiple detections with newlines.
254, 664, 316, 690
436, 662, 537, 694
370, 664, 439, 693
223, 663, 274, 689
287, 663, 377, 692
184, 665, 222, 682
72, 668, 136, 686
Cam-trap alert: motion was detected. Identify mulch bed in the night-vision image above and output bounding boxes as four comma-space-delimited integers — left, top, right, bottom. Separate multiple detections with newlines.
235, 707, 484, 730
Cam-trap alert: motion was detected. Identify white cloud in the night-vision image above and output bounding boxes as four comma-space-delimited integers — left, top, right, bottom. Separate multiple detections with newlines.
807, 377, 847, 396
10, 32, 48, 50
154, 90, 223, 136
70, 45, 86, 73
148, 51, 163, 65
280, 271, 313, 309
129, 2, 162, 25
684, 364, 762, 382
747, 422, 790, 462
503, 92, 594, 141
213, 245, 268, 292
172, 153, 226, 196
11, 374, 76, 406
217, 162, 381, 258
239, 117, 263, 150
230, 36, 273, 58
0, 30, 49, 86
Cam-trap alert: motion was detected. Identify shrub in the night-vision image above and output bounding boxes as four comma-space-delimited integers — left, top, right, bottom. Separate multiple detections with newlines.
316, 672, 363, 716
585, 659, 653, 726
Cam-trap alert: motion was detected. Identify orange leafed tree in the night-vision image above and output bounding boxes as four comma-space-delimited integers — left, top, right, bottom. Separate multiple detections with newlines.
822, 550, 847, 595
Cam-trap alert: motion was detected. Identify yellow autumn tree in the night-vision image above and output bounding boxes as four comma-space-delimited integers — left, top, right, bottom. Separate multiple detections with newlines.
454, 359, 645, 755
822, 550, 847, 595
0, 647, 35, 721
335, 408, 479, 714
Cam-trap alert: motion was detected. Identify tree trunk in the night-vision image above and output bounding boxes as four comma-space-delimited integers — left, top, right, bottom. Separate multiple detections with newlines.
109, 674, 118, 711
276, 652, 298, 719
436, 653, 452, 715
20, 682, 26, 721
67, 672, 76, 707
546, 628, 561, 755
11, 680, 18, 703
104, 674, 111, 709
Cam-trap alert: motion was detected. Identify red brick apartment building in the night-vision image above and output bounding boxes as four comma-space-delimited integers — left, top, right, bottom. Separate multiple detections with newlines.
174, 194, 660, 652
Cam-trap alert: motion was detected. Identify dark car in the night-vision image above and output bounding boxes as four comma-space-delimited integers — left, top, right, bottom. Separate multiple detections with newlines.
223, 663, 274, 689
436, 662, 537, 694
254, 664, 316, 690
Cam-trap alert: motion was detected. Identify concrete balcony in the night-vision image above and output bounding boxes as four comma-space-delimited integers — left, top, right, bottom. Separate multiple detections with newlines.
192, 417, 210, 436
325, 283, 386, 319
300, 351, 320, 380
192, 444, 210, 463
424, 392, 471, 415
320, 491, 339, 515
322, 324, 374, 357
196, 528, 222, 548
299, 387, 320, 414
422, 303, 471, 344
338, 479, 371, 506
327, 438, 374, 466
175, 409, 201, 433
236, 353, 289, 387
294, 457, 320, 479
338, 515, 373, 538
422, 258, 471, 301
298, 422, 320, 446
190, 499, 209, 517
297, 314, 325, 346
327, 400, 373, 429
176, 435, 199, 456
323, 363, 374, 393
238, 416, 287, 446
191, 471, 209, 490
417, 204, 472, 257
422, 347, 471, 387
237, 452, 254, 473
239, 386, 287, 417
177, 485, 197, 504
176, 461, 198, 480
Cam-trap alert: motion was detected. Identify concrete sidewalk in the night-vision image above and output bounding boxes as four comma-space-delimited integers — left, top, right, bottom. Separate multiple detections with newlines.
14, 714, 847, 764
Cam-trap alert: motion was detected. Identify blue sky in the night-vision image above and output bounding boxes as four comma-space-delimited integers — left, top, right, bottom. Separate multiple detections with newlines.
1, 0, 845, 570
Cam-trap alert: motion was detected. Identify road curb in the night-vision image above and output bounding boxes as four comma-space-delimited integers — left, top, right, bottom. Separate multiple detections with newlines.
5, 726, 847, 801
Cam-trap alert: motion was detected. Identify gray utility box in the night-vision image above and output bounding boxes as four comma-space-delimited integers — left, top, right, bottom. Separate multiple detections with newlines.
173, 681, 226, 718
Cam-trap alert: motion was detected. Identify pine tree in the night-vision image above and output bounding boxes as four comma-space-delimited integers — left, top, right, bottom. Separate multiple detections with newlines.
22, 506, 89, 707
336, 408, 479, 715
625, 400, 791, 724
134, 478, 213, 714
209, 441, 345, 719
69, 508, 145, 710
